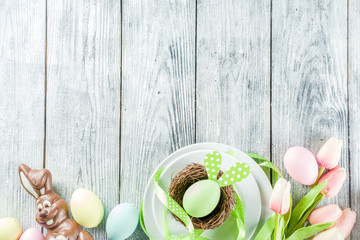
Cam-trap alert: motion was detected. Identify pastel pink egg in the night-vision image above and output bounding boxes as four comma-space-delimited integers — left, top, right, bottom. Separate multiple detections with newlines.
284, 146, 318, 185
20, 228, 44, 240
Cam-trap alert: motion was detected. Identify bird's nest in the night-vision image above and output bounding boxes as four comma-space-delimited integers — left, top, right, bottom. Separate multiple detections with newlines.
168, 163, 235, 230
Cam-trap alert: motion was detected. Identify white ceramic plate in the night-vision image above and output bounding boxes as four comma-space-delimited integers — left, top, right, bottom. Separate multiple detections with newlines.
152, 150, 261, 239
142, 143, 273, 240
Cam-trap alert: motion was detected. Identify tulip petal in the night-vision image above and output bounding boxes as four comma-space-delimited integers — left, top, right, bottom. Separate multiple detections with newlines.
308, 204, 342, 225
319, 167, 346, 198
281, 181, 291, 215
269, 178, 291, 215
334, 208, 357, 237
269, 178, 286, 214
316, 137, 342, 169
313, 228, 345, 240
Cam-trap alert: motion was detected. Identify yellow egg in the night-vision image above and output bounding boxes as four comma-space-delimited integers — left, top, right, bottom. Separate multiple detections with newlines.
0, 217, 22, 240
70, 188, 104, 228
183, 180, 220, 218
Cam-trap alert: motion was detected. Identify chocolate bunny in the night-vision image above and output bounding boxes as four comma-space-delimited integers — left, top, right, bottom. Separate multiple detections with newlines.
18, 164, 94, 240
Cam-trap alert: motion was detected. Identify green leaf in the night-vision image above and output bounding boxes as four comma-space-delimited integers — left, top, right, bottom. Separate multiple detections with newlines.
254, 214, 275, 240
286, 194, 324, 236
286, 222, 335, 240
287, 181, 326, 233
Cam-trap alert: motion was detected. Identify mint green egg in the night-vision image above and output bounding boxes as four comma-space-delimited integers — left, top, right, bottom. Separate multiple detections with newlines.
183, 180, 221, 218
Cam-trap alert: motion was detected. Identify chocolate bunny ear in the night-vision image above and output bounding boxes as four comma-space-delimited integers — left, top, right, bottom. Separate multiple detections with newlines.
18, 164, 53, 199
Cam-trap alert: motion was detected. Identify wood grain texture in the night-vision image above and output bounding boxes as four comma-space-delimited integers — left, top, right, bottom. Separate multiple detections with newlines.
121, 0, 195, 238
196, 0, 271, 159
1, 0, 359, 239
349, 0, 360, 237
46, 0, 121, 237
272, 0, 349, 207
0, 0, 45, 231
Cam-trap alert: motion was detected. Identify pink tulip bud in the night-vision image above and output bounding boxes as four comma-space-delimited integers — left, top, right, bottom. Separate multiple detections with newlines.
318, 167, 346, 198
316, 137, 342, 169
313, 228, 345, 240
333, 208, 357, 237
269, 178, 291, 215
308, 204, 342, 225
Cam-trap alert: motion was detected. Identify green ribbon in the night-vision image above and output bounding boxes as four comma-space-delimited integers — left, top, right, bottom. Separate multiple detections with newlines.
140, 201, 156, 240
232, 190, 246, 240
154, 169, 203, 239
246, 153, 283, 184
253, 214, 275, 240
140, 168, 246, 240
140, 151, 252, 239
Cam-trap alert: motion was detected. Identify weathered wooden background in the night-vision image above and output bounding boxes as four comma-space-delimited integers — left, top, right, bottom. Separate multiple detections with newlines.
0, 0, 359, 239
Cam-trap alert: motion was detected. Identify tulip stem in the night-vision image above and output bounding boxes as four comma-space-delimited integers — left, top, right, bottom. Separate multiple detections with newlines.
273, 214, 284, 240
312, 167, 325, 188
273, 214, 279, 240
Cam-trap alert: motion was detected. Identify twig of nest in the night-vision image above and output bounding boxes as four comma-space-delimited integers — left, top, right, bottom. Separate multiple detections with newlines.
168, 163, 235, 230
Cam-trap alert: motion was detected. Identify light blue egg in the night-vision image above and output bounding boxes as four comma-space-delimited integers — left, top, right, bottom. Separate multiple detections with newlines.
106, 203, 139, 240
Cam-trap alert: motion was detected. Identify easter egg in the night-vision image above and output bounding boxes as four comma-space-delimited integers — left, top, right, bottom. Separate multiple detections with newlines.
183, 180, 220, 218
19, 228, 44, 240
284, 146, 318, 185
106, 203, 139, 240
0, 217, 22, 240
70, 188, 104, 228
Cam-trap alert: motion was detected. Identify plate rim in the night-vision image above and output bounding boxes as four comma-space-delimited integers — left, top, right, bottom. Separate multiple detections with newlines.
151, 149, 261, 239
142, 142, 273, 240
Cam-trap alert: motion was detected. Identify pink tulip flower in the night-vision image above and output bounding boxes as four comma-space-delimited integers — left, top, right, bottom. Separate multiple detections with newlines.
333, 208, 357, 237
318, 167, 346, 198
308, 204, 342, 225
316, 137, 342, 169
269, 178, 291, 215
313, 228, 345, 240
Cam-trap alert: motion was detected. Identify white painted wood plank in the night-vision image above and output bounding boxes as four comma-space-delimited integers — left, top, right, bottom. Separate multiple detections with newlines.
121, 0, 196, 238
0, 0, 45, 231
272, 0, 349, 208
46, 0, 121, 237
196, 0, 271, 162
349, 0, 360, 237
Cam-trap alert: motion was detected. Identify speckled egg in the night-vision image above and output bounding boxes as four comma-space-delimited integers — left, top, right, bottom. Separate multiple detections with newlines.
106, 203, 139, 240
183, 179, 221, 218
0, 217, 22, 240
284, 146, 318, 185
70, 188, 104, 228
19, 228, 44, 240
